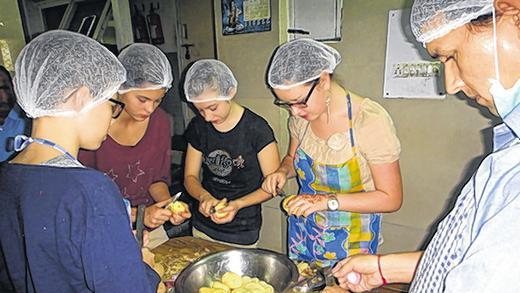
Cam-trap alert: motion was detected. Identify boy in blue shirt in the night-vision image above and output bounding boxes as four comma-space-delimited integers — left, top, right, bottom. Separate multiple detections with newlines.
0, 30, 160, 293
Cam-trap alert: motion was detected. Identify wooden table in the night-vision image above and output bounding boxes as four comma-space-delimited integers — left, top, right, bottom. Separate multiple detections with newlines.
152, 236, 231, 257
153, 237, 408, 292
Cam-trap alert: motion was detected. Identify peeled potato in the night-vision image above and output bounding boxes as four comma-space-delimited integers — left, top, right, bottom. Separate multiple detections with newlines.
202, 272, 274, 293
167, 200, 187, 214
211, 281, 230, 292
214, 200, 229, 218
244, 282, 263, 291
282, 194, 297, 212
221, 272, 242, 289
241, 276, 252, 284
259, 281, 274, 293
199, 288, 227, 293
152, 263, 165, 278
157, 282, 167, 293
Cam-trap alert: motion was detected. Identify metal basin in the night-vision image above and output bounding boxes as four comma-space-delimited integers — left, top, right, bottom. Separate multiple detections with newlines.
174, 248, 299, 293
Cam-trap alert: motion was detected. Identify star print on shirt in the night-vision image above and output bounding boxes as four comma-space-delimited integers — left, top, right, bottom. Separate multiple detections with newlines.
106, 169, 119, 182
126, 160, 145, 183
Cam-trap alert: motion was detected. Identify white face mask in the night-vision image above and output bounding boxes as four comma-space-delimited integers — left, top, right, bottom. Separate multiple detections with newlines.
489, 79, 520, 118
488, 6, 520, 118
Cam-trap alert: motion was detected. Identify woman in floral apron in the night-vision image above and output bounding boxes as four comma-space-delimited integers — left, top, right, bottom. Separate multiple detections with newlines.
263, 38, 403, 267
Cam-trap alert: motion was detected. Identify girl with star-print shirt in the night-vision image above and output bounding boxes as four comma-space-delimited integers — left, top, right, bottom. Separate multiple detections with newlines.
79, 107, 186, 229
79, 44, 190, 230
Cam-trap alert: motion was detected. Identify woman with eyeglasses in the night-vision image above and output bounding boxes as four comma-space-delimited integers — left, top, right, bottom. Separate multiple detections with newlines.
183, 59, 280, 247
262, 38, 403, 267
80, 43, 191, 231
0, 30, 160, 292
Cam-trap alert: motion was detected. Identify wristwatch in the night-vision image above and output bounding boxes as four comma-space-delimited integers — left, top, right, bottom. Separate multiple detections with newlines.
327, 194, 340, 211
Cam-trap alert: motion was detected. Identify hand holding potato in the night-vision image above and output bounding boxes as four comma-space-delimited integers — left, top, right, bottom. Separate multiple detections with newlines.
166, 200, 191, 225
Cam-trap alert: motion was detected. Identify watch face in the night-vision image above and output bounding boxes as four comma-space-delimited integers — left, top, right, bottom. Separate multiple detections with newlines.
328, 197, 339, 211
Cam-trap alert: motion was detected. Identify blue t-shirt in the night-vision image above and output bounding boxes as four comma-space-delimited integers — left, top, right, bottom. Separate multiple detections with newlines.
0, 106, 31, 162
0, 163, 159, 293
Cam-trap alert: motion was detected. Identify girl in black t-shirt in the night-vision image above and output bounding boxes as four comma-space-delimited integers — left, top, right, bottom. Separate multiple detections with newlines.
183, 59, 280, 246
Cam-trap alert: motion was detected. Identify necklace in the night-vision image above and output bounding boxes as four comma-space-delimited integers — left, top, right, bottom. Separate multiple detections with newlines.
327, 132, 348, 151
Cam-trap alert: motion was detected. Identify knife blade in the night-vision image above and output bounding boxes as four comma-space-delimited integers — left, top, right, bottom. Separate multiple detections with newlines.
136, 204, 146, 248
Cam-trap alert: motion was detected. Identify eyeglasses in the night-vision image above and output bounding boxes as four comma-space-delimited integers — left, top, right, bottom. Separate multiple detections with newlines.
109, 98, 125, 119
273, 78, 320, 109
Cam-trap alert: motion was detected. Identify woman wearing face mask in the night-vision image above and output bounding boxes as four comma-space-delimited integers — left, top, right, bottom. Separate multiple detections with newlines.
262, 38, 403, 267
183, 59, 280, 247
80, 43, 191, 231
0, 30, 159, 292
331, 0, 520, 292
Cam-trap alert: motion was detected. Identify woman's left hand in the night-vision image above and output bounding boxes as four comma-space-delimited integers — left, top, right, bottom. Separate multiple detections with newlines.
210, 200, 241, 224
286, 194, 328, 217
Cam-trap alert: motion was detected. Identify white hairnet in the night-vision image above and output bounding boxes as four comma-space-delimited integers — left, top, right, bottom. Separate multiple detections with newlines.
267, 38, 341, 90
411, 0, 493, 44
14, 30, 125, 118
184, 59, 238, 103
118, 43, 173, 94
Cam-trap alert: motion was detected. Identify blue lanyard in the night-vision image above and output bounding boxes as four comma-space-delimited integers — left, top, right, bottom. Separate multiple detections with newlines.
13, 135, 79, 163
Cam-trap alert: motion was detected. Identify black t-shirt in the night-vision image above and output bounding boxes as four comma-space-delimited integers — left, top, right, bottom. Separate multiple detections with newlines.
184, 108, 276, 245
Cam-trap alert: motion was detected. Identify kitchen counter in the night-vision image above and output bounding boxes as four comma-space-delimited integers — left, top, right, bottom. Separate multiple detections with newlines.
152, 236, 408, 292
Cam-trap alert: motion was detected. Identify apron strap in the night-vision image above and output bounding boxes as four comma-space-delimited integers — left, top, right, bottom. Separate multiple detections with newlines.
346, 93, 357, 151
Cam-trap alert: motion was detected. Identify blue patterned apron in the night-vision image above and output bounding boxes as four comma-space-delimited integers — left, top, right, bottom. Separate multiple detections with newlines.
288, 94, 381, 266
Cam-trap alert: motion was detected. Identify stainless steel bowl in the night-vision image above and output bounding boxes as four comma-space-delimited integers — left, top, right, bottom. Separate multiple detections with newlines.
174, 248, 299, 293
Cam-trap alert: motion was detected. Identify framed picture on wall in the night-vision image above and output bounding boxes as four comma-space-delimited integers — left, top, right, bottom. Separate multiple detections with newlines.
222, 0, 271, 35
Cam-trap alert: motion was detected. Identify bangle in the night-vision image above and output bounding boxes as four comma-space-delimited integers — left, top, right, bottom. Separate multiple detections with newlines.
377, 254, 388, 285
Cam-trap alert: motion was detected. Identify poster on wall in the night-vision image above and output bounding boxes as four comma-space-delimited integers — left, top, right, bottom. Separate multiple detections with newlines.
222, 0, 271, 35
383, 9, 446, 99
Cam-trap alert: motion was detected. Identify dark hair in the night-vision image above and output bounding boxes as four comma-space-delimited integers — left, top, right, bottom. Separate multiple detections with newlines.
0, 65, 12, 84
467, 13, 500, 32
0, 65, 15, 108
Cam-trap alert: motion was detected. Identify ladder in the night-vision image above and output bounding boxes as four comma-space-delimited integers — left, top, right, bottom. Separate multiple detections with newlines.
58, 0, 133, 50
